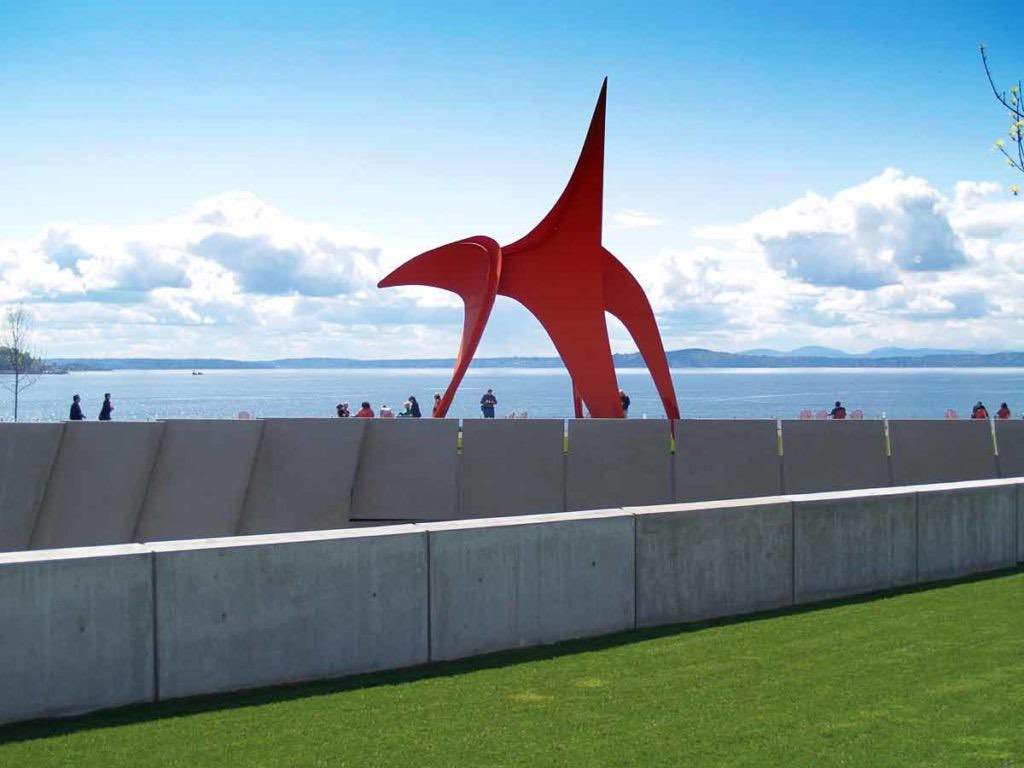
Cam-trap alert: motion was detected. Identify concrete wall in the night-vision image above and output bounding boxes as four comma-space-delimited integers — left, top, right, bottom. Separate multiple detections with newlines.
888, 420, 998, 486
136, 420, 263, 541
995, 420, 1024, 478
782, 420, 890, 495
566, 419, 672, 511
0, 544, 154, 725
631, 497, 793, 626
0, 423, 63, 552
2, 477, 1022, 726
425, 510, 635, 660
238, 419, 365, 534
915, 481, 1017, 581
351, 419, 458, 521
674, 420, 781, 502
152, 526, 428, 699
460, 419, 565, 519
792, 488, 916, 603
30, 423, 164, 550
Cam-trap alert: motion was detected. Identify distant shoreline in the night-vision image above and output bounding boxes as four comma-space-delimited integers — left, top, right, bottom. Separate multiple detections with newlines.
43, 347, 1024, 372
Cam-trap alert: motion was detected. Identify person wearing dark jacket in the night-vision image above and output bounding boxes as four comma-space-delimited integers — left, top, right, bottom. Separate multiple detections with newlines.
830, 401, 847, 419
69, 395, 84, 421
409, 396, 422, 418
480, 389, 497, 418
98, 393, 114, 421
619, 389, 631, 416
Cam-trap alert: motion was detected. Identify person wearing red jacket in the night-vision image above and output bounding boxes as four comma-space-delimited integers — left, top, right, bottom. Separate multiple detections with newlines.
355, 401, 374, 418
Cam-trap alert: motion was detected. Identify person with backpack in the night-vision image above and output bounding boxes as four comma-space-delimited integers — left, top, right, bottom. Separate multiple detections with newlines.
480, 389, 498, 418
829, 401, 847, 419
971, 401, 989, 419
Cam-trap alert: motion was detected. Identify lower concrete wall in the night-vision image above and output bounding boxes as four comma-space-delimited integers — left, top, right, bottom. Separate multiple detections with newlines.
426, 511, 635, 660
3, 477, 1022, 727
137, 420, 263, 541
152, 526, 428, 699
460, 419, 566, 518
1019, 484, 1023, 564
782, 420, 890, 495
30, 423, 165, 550
0, 545, 154, 725
674, 420, 781, 502
793, 489, 916, 603
566, 419, 672, 511
632, 498, 793, 626
915, 482, 1017, 582
0, 423, 63, 552
351, 419, 458, 521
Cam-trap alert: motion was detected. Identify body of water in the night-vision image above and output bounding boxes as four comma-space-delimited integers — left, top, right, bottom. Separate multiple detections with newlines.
4, 367, 1024, 422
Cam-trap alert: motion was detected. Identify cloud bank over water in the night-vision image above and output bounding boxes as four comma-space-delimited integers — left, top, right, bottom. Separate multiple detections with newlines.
3, 171, 1023, 358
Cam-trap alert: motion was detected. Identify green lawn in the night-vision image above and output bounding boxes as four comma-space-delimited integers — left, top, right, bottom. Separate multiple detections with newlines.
3, 572, 1023, 767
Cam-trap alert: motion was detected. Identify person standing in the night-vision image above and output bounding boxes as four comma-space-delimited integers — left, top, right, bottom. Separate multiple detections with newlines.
98, 393, 114, 421
432, 392, 442, 417
830, 401, 847, 419
480, 389, 497, 418
69, 394, 84, 421
997, 402, 1011, 419
409, 396, 422, 418
619, 389, 631, 416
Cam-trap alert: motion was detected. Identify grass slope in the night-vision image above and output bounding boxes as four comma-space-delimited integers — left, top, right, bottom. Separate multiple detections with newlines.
2, 572, 1023, 767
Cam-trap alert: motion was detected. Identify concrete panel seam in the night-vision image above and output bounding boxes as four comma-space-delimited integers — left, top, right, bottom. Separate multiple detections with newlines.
26, 422, 68, 550
233, 420, 267, 536
132, 423, 168, 543
914, 491, 920, 582
789, 500, 796, 605
425, 527, 433, 662
632, 509, 639, 631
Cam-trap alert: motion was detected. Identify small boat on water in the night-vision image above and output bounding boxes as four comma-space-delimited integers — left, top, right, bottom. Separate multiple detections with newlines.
191, 370, 203, 376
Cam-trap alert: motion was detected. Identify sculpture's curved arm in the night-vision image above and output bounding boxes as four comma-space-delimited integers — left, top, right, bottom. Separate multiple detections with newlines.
378, 236, 501, 417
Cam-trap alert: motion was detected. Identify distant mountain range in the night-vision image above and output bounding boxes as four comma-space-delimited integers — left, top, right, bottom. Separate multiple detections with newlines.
48, 347, 1024, 371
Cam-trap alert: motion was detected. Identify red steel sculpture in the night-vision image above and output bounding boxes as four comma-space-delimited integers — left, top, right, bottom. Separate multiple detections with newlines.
379, 79, 680, 419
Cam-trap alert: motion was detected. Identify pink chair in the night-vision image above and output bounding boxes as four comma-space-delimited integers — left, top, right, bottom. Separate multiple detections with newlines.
851, 409, 864, 420
814, 410, 828, 420
237, 411, 251, 420
944, 409, 958, 420
798, 409, 813, 420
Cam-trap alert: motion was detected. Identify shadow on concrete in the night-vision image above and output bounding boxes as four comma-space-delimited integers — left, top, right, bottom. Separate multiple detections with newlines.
2, 565, 1021, 745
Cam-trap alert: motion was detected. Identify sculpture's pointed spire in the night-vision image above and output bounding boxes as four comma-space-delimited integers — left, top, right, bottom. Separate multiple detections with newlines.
504, 78, 606, 253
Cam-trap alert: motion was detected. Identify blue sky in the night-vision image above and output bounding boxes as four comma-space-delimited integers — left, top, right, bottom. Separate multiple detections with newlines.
2, 2, 1024, 358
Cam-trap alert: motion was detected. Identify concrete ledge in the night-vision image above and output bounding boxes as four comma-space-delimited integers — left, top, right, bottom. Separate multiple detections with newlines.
151, 526, 428, 699
566, 420, 672, 511
793, 488, 916, 603
238, 419, 365, 534
31, 422, 165, 550
351, 419, 458, 520
632, 497, 793, 626
889, 420, 998, 486
0, 423, 63, 553
425, 510, 635, 660
137, 419, 263, 541
995, 420, 1024, 478
782, 420, 889, 495
916, 484, 1017, 581
675, 420, 781, 502
460, 419, 566, 518
0, 544, 154, 724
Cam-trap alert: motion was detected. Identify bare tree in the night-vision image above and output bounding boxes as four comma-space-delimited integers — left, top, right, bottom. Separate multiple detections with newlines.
981, 45, 1024, 194
0, 306, 43, 422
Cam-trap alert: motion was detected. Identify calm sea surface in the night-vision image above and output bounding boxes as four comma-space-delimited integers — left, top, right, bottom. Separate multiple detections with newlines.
5, 367, 1024, 422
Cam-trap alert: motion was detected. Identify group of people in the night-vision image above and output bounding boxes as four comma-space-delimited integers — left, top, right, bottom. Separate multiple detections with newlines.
68, 393, 114, 421
971, 401, 1014, 419
336, 390, 501, 419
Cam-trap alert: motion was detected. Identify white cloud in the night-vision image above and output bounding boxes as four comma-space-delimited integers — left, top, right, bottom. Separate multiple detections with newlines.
4, 173, 1024, 359
611, 209, 664, 229
653, 168, 1024, 352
